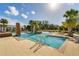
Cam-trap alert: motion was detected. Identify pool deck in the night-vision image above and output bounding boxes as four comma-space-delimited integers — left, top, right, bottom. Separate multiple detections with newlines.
0, 33, 79, 55
0, 37, 63, 56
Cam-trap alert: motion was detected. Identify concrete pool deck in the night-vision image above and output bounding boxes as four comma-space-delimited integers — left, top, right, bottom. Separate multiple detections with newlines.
0, 36, 79, 56
0, 37, 63, 56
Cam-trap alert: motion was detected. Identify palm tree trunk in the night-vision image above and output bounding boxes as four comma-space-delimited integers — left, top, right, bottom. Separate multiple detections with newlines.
33, 26, 35, 34
68, 27, 73, 37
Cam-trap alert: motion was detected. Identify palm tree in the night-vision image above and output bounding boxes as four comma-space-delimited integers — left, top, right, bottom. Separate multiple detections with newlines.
22, 25, 27, 31
63, 9, 78, 36
29, 20, 40, 33
41, 20, 49, 30
0, 18, 8, 32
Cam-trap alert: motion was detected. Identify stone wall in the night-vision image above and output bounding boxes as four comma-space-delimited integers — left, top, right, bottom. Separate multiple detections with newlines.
0, 32, 12, 37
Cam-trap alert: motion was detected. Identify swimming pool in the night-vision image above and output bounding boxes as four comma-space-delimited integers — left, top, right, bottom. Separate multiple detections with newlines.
15, 33, 66, 49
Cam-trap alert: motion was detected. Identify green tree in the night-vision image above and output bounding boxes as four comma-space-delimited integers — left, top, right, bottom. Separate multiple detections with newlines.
63, 9, 78, 36
29, 20, 40, 33
22, 25, 27, 31
41, 20, 49, 30
0, 18, 8, 32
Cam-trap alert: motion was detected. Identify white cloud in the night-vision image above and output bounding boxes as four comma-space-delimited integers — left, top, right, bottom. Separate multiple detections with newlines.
31, 11, 36, 15
21, 13, 28, 19
5, 6, 19, 16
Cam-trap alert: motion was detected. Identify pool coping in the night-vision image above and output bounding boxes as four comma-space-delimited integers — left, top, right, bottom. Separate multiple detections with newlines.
13, 35, 68, 56
14, 35, 66, 50
58, 39, 68, 53
58, 35, 77, 51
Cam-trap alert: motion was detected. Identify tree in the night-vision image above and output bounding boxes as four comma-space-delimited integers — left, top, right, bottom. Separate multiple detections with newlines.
29, 20, 41, 33
63, 9, 78, 36
0, 18, 8, 32
41, 20, 49, 30
26, 25, 31, 31
22, 25, 27, 31
61, 22, 68, 32
48, 24, 58, 30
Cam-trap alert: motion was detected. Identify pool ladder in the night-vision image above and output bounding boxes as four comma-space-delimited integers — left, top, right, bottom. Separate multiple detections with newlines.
29, 35, 46, 53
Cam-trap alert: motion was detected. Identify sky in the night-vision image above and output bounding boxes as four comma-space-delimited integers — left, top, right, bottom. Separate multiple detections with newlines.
0, 3, 79, 26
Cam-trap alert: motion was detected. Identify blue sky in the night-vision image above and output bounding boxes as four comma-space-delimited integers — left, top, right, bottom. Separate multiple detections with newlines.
0, 3, 79, 25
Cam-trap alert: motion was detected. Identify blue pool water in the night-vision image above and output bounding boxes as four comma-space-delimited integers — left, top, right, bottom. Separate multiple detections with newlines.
15, 33, 65, 49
